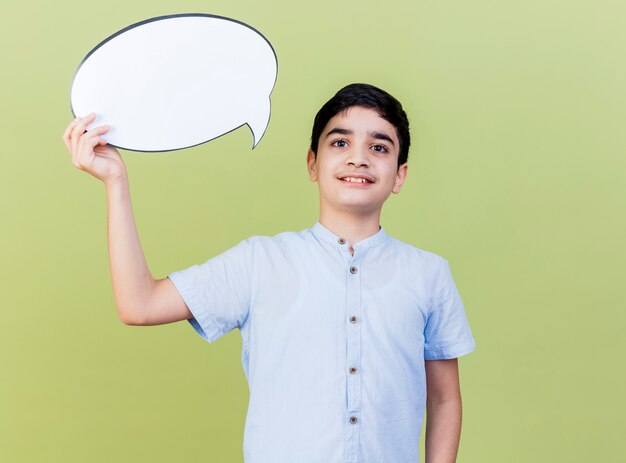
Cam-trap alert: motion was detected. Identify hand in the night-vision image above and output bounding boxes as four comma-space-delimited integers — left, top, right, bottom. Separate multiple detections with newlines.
63, 113, 127, 186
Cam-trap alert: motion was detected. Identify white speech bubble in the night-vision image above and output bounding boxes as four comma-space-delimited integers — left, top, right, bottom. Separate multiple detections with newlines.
70, 14, 278, 151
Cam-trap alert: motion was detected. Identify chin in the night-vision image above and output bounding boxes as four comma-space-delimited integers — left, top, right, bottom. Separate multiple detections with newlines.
336, 200, 382, 215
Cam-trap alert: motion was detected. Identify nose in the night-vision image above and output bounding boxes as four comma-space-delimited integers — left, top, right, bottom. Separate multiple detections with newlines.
345, 146, 369, 167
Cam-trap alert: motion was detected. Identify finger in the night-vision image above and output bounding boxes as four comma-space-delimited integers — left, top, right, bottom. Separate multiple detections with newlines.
62, 117, 80, 150
76, 130, 109, 169
70, 115, 99, 166
70, 113, 96, 140
70, 117, 84, 160
81, 125, 110, 142
70, 113, 96, 156
79, 126, 110, 157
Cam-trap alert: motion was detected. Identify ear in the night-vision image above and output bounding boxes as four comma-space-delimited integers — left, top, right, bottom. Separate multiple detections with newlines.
306, 149, 318, 182
392, 163, 408, 194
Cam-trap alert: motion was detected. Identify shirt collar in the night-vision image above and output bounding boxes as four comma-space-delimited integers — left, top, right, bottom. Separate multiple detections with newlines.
311, 221, 389, 249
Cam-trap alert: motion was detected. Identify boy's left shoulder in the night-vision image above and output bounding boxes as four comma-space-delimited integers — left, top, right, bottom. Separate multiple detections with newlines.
385, 233, 449, 268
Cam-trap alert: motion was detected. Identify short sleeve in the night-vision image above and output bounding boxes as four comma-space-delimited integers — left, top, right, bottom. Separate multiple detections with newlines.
167, 238, 255, 343
423, 258, 476, 360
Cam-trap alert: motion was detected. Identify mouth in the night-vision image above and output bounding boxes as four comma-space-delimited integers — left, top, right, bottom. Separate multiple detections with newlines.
337, 175, 375, 185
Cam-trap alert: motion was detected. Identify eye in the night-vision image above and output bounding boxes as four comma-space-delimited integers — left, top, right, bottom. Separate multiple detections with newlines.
371, 144, 389, 153
331, 139, 348, 148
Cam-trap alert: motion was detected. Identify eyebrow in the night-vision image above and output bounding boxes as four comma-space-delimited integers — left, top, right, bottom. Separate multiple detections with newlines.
325, 127, 353, 138
369, 131, 395, 146
324, 128, 396, 146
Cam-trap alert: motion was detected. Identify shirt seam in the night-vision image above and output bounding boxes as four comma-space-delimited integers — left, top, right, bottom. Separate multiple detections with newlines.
243, 237, 259, 350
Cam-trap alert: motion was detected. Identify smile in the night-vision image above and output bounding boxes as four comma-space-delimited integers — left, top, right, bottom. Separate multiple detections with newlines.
338, 176, 374, 184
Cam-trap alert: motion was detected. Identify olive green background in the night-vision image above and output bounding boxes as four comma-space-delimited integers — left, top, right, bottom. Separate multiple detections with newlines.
2, 0, 625, 461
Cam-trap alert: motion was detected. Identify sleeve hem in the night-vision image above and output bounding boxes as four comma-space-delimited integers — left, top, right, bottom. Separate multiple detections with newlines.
424, 337, 476, 360
167, 273, 224, 343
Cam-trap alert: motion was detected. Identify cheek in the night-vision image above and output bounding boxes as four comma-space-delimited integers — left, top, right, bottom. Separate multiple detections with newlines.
316, 161, 334, 180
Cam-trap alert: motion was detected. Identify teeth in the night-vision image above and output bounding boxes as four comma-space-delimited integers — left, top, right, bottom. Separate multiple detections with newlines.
342, 177, 369, 183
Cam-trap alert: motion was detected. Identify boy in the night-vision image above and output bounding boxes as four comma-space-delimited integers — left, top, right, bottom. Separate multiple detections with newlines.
63, 83, 475, 463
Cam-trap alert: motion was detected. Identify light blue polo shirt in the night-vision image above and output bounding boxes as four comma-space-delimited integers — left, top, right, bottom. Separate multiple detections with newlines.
168, 222, 475, 463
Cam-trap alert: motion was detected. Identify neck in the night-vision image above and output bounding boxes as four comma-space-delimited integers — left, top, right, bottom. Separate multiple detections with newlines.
318, 207, 382, 247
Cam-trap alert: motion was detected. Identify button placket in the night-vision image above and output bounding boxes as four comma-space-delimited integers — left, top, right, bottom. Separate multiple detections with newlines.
345, 259, 362, 462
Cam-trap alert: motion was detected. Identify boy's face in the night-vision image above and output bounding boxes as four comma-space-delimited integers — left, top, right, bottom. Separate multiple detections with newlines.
307, 106, 408, 217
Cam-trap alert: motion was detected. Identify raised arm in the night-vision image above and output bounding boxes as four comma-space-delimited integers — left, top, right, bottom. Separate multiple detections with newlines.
63, 114, 191, 325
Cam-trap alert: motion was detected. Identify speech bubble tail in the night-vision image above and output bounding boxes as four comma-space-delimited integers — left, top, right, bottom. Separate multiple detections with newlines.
247, 97, 271, 149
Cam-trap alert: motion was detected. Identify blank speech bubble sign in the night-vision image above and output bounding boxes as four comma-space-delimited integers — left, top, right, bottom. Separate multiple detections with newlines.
70, 14, 278, 151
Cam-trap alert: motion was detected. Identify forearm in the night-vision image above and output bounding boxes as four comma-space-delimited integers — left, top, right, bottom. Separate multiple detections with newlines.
106, 177, 156, 324
424, 396, 462, 463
